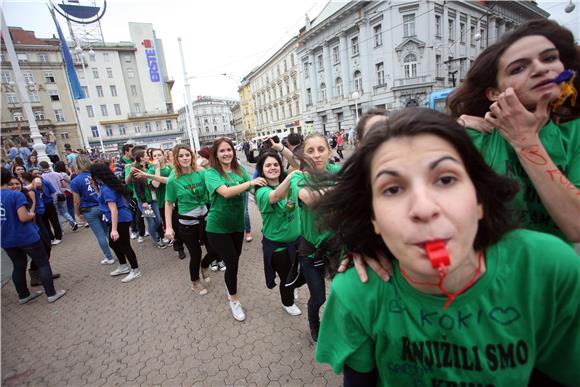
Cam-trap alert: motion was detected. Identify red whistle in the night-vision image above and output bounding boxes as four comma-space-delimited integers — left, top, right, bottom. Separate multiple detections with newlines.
425, 241, 451, 269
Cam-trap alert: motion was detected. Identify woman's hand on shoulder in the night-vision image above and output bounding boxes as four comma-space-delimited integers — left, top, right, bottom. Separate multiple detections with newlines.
250, 177, 267, 187
484, 87, 551, 150
338, 252, 392, 283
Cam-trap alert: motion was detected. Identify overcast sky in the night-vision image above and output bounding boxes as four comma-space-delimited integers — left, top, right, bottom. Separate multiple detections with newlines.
3, 0, 579, 108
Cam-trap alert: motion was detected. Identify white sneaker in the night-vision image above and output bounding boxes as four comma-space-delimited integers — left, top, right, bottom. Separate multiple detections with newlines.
137, 236, 144, 243
130, 232, 138, 240
191, 281, 208, 295
282, 303, 302, 316
121, 269, 142, 283
245, 232, 253, 242
47, 289, 66, 303
144, 231, 150, 237
51, 239, 62, 246
218, 260, 226, 272
100, 258, 115, 265
110, 265, 130, 276
229, 300, 246, 321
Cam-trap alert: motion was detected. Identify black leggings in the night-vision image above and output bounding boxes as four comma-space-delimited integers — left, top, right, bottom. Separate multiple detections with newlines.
178, 223, 208, 282
108, 222, 138, 269
42, 202, 62, 240
271, 249, 295, 306
207, 232, 243, 295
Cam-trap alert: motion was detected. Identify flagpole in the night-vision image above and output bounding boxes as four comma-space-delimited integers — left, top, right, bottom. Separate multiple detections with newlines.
0, 8, 49, 163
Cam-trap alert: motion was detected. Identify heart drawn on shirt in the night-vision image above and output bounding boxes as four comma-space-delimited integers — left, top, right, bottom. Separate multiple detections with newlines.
489, 307, 521, 326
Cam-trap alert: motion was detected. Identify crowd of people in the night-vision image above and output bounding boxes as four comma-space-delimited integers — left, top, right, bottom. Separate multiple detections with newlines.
1, 19, 579, 386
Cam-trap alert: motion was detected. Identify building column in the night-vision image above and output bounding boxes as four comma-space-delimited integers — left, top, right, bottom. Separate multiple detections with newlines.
308, 51, 318, 106
339, 32, 351, 98
322, 42, 332, 102
358, 19, 372, 96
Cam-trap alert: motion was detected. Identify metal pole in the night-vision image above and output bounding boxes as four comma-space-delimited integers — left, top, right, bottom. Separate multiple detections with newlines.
177, 37, 199, 152
355, 99, 359, 123
1, 9, 49, 163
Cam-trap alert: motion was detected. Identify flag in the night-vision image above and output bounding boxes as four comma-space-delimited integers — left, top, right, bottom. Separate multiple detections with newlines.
49, 6, 85, 100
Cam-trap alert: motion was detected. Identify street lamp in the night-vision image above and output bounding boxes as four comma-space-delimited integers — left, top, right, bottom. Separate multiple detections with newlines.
352, 91, 360, 124
565, 0, 575, 13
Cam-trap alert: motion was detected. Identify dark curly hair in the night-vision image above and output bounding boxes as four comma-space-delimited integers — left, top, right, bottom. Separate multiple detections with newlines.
448, 19, 580, 122
90, 162, 128, 198
313, 108, 519, 270
255, 150, 288, 194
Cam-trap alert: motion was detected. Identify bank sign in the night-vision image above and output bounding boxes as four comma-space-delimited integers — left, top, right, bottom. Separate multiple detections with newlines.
143, 39, 160, 82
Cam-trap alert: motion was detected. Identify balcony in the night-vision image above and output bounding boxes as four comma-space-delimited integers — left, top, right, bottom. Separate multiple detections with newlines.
127, 109, 177, 119
391, 75, 435, 90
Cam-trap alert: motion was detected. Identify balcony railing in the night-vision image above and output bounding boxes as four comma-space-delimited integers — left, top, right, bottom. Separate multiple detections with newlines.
1, 119, 53, 131
392, 75, 435, 88
127, 109, 176, 118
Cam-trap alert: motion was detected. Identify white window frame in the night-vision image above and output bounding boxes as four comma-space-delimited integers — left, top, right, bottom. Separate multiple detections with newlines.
403, 14, 415, 37
86, 105, 94, 117
403, 54, 418, 78
353, 71, 363, 93
351, 36, 359, 56
54, 109, 65, 122
110, 85, 117, 97
376, 62, 385, 85
100, 104, 108, 116
92, 68, 99, 79
114, 104, 121, 115
96, 85, 104, 97
373, 24, 383, 47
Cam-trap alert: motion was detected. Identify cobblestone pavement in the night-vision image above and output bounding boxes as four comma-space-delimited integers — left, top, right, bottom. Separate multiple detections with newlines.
1, 198, 342, 386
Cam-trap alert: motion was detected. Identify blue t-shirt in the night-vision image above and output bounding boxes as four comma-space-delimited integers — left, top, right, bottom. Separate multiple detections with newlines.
41, 178, 56, 205
97, 184, 132, 223
1, 189, 40, 248
66, 153, 78, 167
70, 172, 99, 208
33, 189, 45, 215
45, 141, 57, 156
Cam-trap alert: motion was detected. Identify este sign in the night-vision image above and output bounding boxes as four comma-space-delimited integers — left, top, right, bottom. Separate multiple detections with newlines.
143, 39, 160, 82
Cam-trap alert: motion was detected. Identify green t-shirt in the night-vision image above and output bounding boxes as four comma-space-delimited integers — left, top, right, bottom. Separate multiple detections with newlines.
205, 166, 251, 233
124, 162, 136, 198
290, 163, 341, 249
255, 185, 300, 243
467, 118, 580, 241
316, 229, 580, 386
165, 169, 207, 214
147, 165, 173, 207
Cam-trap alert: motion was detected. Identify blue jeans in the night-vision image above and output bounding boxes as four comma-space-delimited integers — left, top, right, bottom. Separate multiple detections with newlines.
244, 192, 251, 233
137, 200, 163, 243
300, 255, 326, 328
4, 240, 56, 299
66, 195, 75, 219
82, 206, 114, 261
56, 199, 76, 227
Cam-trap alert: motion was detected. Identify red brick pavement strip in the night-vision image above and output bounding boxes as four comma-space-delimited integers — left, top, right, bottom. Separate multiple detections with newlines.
1, 202, 341, 386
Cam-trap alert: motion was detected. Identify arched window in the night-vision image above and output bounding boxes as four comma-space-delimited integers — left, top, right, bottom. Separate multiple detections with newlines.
320, 83, 327, 102
403, 54, 417, 78
353, 71, 363, 93
335, 77, 343, 98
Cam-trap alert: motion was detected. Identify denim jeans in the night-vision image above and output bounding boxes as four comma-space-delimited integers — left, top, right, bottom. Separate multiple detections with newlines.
300, 255, 326, 328
56, 199, 76, 227
82, 205, 114, 261
4, 240, 56, 299
137, 200, 163, 243
244, 192, 251, 233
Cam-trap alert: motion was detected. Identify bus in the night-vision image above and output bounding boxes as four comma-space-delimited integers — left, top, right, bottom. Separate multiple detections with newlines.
426, 88, 455, 112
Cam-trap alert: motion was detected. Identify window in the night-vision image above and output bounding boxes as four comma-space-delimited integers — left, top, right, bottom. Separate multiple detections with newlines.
23, 72, 34, 83
105, 125, 113, 136
303, 61, 309, 78
320, 83, 327, 102
145, 122, 152, 132
92, 68, 99, 79
435, 15, 442, 37
13, 111, 24, 121
155, 121, 161, 130
306, 88, 312, 105
134, 123, 141, 133
376, 62, 385, 85
96, 85, 104, 97
34, 110, 44, 120
335, 78, 343, 98
114, 104, 121, 115
127, 68, 135, 79
130, 85, 137, 97
317, 54, 323, 71
403, 54, 418, 78
6, 92, 18, 103
54, 109, 65, 122
288, 102, 293, 117
124, 55, 132, 63
470, 26, 476, 46
118, 124, 126, 135
165, 120, 173, 130
403, 14, 415, 37
29, 90, 40, 102
279, 85, 283, 98
448, 19, 455, 41
332, 46, 340, 64
295, 100, 300, 115
103, 53, 109, 62
284, 59, 288, 72
106, 67, 113, 78
86, 105, 94, 117
17, 53, 28, 63
44, 72, 55, 83
100, 104, 108, 116
480, 28, 486, 49
110, 85, 117, 97
89, 52, 96, 62
290, 54, 295, 67
1, 71, 11, 83
353, 71, 363, 93
460, 22, 466, 44
38, 53, 48, 63
495, 23, 501, 42
374, 24, 383, 47
60, 132, 69, 140
436, 55, 442, 77
351, 36, 359, 56
91, 126, 99, 138
134, 103, 141, 113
